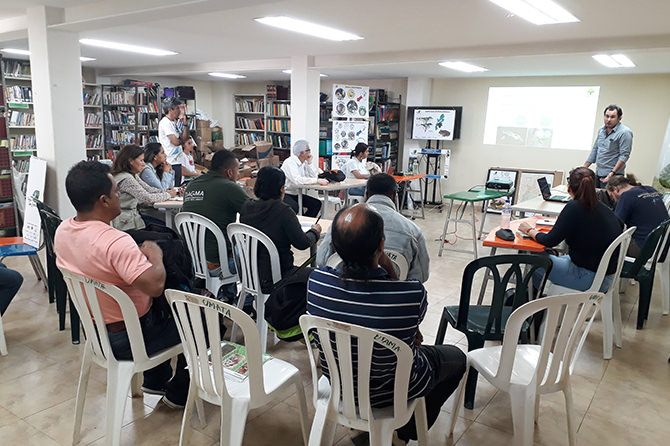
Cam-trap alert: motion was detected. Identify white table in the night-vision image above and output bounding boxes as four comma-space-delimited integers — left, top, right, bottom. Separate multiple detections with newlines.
295, 178, 367, 219
511, 195, 567, 217
153, 198, 183, 229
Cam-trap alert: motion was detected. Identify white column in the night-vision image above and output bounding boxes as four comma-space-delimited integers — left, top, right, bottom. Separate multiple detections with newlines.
27, 6, 86, 218
403, 77, 432, 171
290, 55, 320, 169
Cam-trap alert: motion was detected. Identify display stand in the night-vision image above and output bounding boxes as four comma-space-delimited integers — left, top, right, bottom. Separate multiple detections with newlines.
418, 141, 450, 209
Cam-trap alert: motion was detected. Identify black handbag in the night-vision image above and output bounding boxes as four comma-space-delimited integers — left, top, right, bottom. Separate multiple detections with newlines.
318, 170, 345, 183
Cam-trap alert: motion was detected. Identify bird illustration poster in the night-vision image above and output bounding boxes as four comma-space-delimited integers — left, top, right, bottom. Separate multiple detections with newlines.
333, 84, 369, 119
332, 120, 369, 153
412, 109, 456, 140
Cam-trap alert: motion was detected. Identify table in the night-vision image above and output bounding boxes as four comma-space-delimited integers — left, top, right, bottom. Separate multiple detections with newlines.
393, 174, 427, 219
511, 195, 566, 217
295, 178, 367, 219
153, 198, 183, 229
438, 186, 515, 258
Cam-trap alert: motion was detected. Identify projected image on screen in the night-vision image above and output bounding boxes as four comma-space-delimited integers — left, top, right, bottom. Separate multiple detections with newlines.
483, 86, 600, 150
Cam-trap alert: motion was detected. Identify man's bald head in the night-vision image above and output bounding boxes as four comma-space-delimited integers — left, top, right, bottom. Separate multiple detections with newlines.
332, 203, 384, 273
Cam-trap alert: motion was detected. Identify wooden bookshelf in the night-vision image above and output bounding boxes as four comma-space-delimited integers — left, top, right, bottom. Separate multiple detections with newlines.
234, 94, 267, 145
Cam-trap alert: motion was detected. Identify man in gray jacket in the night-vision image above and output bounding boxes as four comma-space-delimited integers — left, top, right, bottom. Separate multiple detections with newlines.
317, 173, 430, 282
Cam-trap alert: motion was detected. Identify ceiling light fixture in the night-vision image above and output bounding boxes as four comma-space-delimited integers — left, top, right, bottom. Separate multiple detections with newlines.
439, 61, 488, 73
489, 0, 579, 25
208, 72, 246, 79
79, 38, 177, 56
592, 54, 635, 68
255, 16, 363, 41
79, 57, 96, 62
2, 48, 96, 62
282, 69, 328, 77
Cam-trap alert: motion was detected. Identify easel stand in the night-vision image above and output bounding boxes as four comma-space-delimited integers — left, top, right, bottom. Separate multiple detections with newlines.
419, 141, 449, 210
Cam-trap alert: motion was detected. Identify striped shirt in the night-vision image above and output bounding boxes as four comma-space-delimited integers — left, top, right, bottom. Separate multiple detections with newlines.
306, 267, 431, 407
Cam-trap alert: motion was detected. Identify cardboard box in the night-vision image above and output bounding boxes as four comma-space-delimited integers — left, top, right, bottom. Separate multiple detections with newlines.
257, 155, 280, 169
239, 166, 253, 178
197, 127, 212, 141
232, 142, 273, 160
196, 119, 210, 129
211, 126, 223, 141
212, 140, 225, 149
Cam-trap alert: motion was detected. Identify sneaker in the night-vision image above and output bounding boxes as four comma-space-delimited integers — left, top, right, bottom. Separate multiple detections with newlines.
161, 392, 186, 409
140, 384, 166, 396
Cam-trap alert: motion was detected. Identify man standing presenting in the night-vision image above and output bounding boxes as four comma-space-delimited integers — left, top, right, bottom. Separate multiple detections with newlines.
585, 104, 633, 188
55, 161, 188, 408
159, 97, 190, 182
281, 139, 327, 217
317, 173, 430, 282
307, 204, 465, 444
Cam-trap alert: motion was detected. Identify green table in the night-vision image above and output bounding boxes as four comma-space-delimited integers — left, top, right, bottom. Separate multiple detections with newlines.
438, 186, 514, 258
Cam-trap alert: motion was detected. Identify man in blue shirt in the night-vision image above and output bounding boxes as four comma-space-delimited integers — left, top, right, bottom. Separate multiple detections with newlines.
585, 104, 633, 188
307, 203, 465, 444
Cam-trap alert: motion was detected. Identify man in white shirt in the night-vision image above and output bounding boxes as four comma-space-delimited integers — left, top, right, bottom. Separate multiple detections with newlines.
280, 139, 327, 217
158, 97, 190, 180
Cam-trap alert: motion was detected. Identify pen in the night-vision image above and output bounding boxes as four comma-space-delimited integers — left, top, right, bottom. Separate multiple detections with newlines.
314, 215, 321, 225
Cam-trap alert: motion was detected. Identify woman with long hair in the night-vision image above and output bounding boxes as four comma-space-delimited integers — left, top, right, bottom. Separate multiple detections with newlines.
140, 143, 175, 189
519, 167, 623, 291
111, 144, 176, 231
606, 174, 668, 256
343, 142, 370, 196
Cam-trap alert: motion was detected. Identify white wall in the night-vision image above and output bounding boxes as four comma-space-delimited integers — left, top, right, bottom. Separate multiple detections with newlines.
431, 74, 670, 194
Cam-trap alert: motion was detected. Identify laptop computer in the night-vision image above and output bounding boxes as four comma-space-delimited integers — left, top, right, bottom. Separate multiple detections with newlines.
537, 177, 571, 202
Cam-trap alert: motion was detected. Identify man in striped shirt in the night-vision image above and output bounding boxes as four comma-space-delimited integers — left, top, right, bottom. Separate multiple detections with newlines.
307, 204, 466, 444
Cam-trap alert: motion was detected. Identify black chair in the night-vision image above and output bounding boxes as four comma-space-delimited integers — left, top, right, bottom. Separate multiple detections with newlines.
35, 200, 80, 344
620, 218, 670, 329
435, 254, 552, 409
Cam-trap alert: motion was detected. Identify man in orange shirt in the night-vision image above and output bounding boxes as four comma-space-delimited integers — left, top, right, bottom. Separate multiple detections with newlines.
55, 161, 188, 408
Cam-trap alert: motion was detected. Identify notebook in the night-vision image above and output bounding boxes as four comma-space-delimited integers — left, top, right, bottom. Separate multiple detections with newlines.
537, 177, 571, 203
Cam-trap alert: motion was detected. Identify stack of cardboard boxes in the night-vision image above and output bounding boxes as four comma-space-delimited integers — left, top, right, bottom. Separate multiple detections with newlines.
231, 141, 281, 196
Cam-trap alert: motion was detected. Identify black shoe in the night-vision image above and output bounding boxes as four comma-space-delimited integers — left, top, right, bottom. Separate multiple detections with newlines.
242, 304, 257, 321
161, 384, 188, 409
140, 384, 166, 396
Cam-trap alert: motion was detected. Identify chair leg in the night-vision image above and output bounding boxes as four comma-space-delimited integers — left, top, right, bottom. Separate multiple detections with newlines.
509, 384, 536, 446
612, 283, 623, 348
292, 374, 311, 446
563, 384, 577, 446
434, 309, 450, 345
72, 346, 93, 445
179, 384, 197, 446
636, 277, 653, 329
195, 398, 207, 430
309, 403, 337, 446
105, 362, 135, 446
369, 420, 394, 446
220, 397, 250, 446
659, 261, 670, 315
414, 398, 429, 446
130, 373, 142, 397
448, 365, 468, 436
69, 297, 81, 344
0, 315, 7, 356
601, 291, 614, 359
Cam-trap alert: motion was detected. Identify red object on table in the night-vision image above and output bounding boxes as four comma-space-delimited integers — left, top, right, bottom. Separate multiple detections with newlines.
392, 174, 426, 183
482, 216, 554, 253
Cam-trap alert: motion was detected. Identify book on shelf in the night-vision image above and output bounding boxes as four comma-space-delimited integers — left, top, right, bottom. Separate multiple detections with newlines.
208, 341, 273, 382
267, 119, 290, 133
84, 113, 102, 126
83, 91, 101, 106
103, 89, 136, 105
7, 111, 35, 127
2, 60, 31, 78
235, 132, 266, 145
8, 135, 36, 150
269, 102, 290, 117
235, 98, 265, 113
235, 116, 265, 130
4, 85, 33, 103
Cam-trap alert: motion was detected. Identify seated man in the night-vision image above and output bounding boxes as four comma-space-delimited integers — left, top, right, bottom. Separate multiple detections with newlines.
182, 149, 249, 300
280, 139, 327, 217
307, 204, 466, 444
317, 173, 430, 282
54, 161, 188, 408
0, 262, 23, 316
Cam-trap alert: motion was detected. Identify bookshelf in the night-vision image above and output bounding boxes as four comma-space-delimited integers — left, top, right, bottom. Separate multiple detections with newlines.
102, 84, 159, 155
318, 102, 333, 169
234, 94, 267, 146
368, 89, 401, 172
266, 99, 291, 153
83, 83, 103, 158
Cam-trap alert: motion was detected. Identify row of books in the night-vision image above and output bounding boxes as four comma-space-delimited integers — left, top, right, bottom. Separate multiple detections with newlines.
8, 135, 36, 150
376, 105, 400, 122
13, 158, 31, 173
103, 90, 136, 105
235, 99, 265, 113
83, 92, 101, 106
267, 119, 290, 133
139, 134, 159, 146
104, 110, 136, 125
5, 86, 33, 103
137, 94, 158, 108
235, 132, 266, 145
86, 133, 103, 149
268, 103, 290, 117
270, 134, 291, 149
7, 111, 35, 127
137, 105, 159, 114
2, 60, 30, 78
105, 130, 136, 145
141, 116, 159, 130
235, 116, 264, 130
85, 113, 102, 126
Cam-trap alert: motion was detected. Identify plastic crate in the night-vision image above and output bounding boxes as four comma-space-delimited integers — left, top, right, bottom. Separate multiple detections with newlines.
0, 205, 15, 228
0, 147, 10, 169
0, 176, 11, 199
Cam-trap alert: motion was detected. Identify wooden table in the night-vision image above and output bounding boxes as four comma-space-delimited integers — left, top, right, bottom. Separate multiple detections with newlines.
511, 195, 567, 217
295, 178, 367, 219
393, 174, 427, 219
438, 186, 515, 259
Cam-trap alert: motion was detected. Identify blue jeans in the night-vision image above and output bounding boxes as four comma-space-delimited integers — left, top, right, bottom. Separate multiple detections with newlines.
348, 186, 365, 196
0, 262, 23, 316
534, 255, 614, 293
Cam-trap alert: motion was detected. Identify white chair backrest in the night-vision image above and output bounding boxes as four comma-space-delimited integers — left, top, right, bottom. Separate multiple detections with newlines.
299, 314, 415, 423
495, 292, 604, 392
175, 212, 235, 280
60, 268, 154, 367
226, 223, 282, 295
326, 250, 409, 280
588, 226, 636, 293
325, 253, 343, 269
165, 290, 267, 402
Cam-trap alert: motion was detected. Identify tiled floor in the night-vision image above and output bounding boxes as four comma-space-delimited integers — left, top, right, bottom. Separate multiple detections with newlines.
1, 205, 670, 445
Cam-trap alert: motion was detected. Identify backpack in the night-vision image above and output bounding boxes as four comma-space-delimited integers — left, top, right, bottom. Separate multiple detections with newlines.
318, 170, 346, 183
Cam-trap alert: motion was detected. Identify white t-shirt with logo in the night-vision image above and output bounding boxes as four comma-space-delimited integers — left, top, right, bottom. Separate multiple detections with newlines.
174, 151, 196, 175
158, 116, 182, 164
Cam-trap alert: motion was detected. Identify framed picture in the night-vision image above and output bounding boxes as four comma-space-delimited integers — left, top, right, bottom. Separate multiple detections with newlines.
484, 168, 519, 214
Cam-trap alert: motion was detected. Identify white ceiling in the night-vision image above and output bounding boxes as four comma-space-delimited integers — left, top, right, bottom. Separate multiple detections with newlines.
2, 0, 670, 82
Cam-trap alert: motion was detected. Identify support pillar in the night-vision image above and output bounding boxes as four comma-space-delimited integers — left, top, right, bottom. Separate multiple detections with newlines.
290, 55, 320, 169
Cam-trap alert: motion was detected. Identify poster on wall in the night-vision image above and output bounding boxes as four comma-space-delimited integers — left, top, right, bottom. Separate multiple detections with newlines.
332, 84, 369, 119
331, 153, 350, 171
23, 156, 47, 248
332, 120, 369, 153
653, 117, 670, 193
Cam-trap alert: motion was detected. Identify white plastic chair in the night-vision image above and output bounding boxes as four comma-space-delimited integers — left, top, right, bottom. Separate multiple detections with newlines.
299, 314, 429, 446
166, 290, 309, 446
60, 268, 184, 446
0, 314, 6, 355
175, 212, 238, 297
226, 222, 281, 351
463, 292, 604, 446
325, 250, 409, 280
654, 201, 670, 315
548, 226, 635, 359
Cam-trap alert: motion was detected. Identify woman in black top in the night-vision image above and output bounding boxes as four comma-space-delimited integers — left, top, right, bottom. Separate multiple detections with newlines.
519, 167, 623, 292
240, 166, 322, 291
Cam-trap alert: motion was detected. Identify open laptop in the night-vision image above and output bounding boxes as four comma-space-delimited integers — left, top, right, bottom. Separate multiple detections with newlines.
537, 177, 571, 202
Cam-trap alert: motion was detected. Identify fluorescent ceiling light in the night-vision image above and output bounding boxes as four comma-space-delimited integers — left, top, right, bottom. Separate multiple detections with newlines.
593, 54, 635, 68
79, 57, 96, 62
208, 72, 246, 79
2, 48, 95, 62
282, 69, 328, 77
489, 0, 579, 25
439, 61, 488, 73
79, 38, 177, 56
255, 16, 363, 41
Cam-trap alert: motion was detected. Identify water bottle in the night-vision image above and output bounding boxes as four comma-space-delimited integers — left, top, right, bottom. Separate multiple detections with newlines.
501, 199, 511, 229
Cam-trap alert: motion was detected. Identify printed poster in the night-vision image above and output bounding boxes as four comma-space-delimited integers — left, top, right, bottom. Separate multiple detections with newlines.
332, 120, 369, 153
23, 156, 47, 248
332, 84, 369, 119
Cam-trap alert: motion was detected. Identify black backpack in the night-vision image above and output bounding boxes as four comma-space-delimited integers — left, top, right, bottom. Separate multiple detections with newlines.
264, 258, 313, 342
318, 170, 345, 183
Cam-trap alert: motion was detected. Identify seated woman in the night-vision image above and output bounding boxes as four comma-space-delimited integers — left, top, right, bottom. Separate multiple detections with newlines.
606, 174, 669, 257
519, 167, 623, 292
343, 142, 370, 196
240, 166, 322, 291
174, 137, 201, 181
111, 144, 176, 231
140, 143, 175, 189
